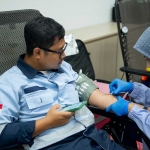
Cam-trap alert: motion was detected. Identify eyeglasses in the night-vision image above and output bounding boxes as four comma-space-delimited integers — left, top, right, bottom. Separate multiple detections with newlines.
39, 42, 67, 58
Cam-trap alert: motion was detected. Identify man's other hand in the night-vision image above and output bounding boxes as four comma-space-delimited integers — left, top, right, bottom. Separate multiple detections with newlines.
44, 104, 74, 128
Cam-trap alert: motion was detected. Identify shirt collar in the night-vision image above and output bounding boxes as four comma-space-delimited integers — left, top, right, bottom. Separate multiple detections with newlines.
17, 54, 39, 79
17, 54, 63, 79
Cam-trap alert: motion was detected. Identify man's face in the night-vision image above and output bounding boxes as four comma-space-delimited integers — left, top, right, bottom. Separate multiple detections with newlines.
39, 38, 66, 70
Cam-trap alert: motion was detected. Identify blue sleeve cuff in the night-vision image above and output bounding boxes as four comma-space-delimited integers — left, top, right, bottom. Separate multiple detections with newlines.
0, 121, 35, 149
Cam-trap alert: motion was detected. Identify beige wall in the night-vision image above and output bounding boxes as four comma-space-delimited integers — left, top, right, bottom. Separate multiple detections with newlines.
67, 22, 126, 82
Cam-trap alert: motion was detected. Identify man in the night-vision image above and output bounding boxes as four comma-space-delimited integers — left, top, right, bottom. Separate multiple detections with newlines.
0, 16, 126, 150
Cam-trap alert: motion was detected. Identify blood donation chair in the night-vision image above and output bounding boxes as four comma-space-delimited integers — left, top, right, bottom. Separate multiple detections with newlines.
0, 9, 43, 75
0, 9, 42, 150
115, 0, 150, 83
0, 9, 149, 150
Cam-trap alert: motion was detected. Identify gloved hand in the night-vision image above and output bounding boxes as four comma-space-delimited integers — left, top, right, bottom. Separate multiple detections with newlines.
109, 78, 133, 95
106, 96, 130, 116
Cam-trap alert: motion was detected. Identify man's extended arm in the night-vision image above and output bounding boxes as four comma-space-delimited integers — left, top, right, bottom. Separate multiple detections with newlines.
75, 73, 117, 109
75, 73, 132, 116
88, 89, 117, 110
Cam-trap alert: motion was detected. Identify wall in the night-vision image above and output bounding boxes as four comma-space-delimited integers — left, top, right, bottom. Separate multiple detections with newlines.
0, 0, 115, 30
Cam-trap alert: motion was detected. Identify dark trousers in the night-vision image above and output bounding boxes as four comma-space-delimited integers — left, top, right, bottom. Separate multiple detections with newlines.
40, 125, 125, 150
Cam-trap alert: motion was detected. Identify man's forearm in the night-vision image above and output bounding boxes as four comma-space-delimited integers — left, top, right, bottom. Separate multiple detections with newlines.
88, 89, 117, 109
89, 89, 150, 113
33, 118, 52, 137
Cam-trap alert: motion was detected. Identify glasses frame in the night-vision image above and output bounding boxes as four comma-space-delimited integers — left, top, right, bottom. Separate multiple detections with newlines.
39, 42, 67, 58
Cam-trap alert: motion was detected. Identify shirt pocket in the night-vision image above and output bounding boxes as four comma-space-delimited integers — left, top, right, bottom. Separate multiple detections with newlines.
25, 90, 54, 109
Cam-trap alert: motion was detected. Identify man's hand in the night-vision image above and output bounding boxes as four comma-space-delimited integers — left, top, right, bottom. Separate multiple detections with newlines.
44, 104, 74, 128
106, 96, 130, 116
109, 78, 133, 95
33, 104, 74, 137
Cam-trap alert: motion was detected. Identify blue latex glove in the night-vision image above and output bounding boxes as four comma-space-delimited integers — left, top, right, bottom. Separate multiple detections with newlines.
106, 96, 130, 116
109, 78, 133, 95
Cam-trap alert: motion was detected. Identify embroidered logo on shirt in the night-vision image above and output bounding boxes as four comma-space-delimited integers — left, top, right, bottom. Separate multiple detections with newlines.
0, 104, 3, 114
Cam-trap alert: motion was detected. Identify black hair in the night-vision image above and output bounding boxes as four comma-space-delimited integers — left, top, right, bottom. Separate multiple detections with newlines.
24, 16, 65, 56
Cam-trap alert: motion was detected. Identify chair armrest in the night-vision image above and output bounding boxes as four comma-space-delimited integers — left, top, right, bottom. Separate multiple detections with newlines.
88, 105, 135, 125
88, 105, 150, 149
120, 67, 150, 77
95, 79, 111, 84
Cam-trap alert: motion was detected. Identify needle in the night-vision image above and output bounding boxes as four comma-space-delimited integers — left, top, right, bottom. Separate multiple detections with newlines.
122, 92, 129, 99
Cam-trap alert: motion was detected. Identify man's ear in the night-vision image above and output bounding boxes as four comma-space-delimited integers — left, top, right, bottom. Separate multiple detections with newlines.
33, 47, 41, 59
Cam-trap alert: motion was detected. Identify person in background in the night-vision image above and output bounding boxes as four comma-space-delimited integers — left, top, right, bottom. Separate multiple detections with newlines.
107, 27, 150, 150
139, 27, 150, 87
0, 16, 127, 150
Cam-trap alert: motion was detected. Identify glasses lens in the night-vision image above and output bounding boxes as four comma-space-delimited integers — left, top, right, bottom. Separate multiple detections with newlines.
63, 43, 67, 50
59, 44, 67, 58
